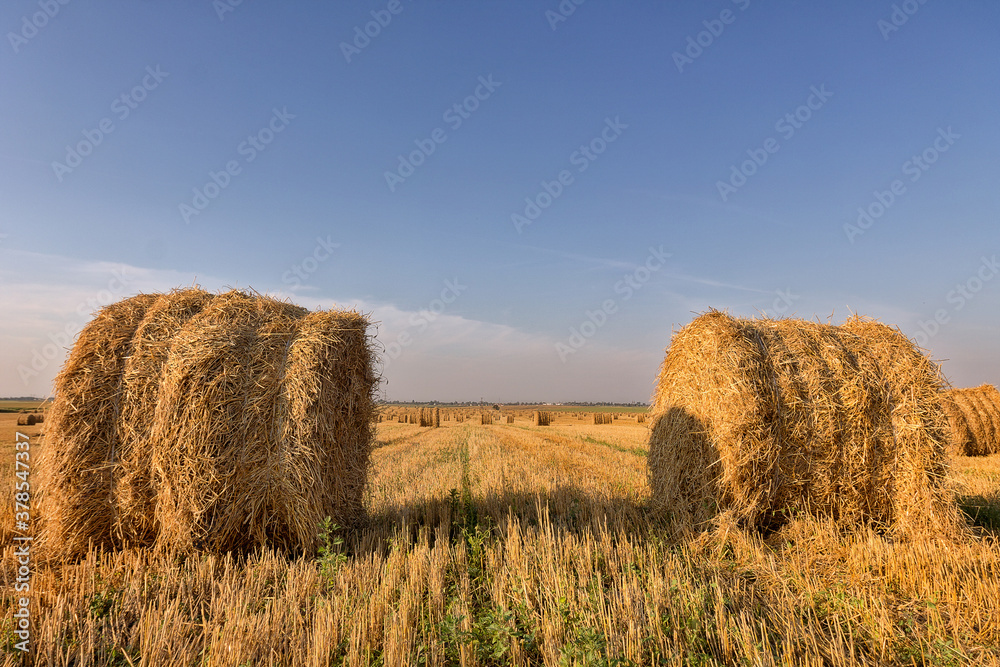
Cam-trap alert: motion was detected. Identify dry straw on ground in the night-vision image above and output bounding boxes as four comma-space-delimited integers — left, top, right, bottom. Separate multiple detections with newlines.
942, 384, 1000, 456
39, 289, 377, 558
647, 310, 964, 539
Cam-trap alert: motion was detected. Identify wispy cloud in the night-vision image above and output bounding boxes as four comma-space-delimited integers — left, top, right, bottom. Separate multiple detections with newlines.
0, 251, 660, 401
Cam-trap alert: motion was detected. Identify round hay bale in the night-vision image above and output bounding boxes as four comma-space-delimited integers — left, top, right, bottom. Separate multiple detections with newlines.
39, 289, 377, 558
940, 391, 974, 457
150, 292, 375, 554
943, 385, 1000, 456
16, 415, 28, 426
648, 311, 963, 539
37, 293, 160, 558
25, 414, 38, 426
32, 413, 44, 424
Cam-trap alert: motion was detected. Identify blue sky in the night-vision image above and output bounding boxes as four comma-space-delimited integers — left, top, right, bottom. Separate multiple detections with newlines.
1, 1, 998, 402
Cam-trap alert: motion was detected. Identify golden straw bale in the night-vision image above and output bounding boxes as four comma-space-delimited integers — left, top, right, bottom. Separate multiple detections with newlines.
943, 385, 1000, 456
648, 311, 963, 539
39, 289, 376, 558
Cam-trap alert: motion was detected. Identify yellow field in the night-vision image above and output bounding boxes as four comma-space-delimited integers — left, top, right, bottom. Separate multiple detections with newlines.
1, 416, 999, 665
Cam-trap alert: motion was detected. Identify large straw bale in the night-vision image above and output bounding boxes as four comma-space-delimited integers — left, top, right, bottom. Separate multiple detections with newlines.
648, 311, 962, 539
942, 385, 1000, 456
39, 289, 376, 557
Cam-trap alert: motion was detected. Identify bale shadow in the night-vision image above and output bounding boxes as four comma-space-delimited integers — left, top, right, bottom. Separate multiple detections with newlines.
957, 493, 1000, 537
354, 483, 662, 556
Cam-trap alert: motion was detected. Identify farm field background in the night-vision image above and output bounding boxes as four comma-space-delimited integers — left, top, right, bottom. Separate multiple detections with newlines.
1, 411, 999, 666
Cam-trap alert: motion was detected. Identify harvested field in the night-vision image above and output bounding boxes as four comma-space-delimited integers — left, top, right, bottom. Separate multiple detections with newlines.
2, 415, 999, 665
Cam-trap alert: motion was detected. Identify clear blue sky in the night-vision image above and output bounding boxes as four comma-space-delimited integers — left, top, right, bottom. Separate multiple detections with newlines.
2, 1, 998, 402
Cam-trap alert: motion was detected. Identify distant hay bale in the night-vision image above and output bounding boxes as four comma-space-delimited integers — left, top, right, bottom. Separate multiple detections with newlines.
593, 413, 611, 425
506, 415, 513, 424
647, 311, 962, 539
433, 407, 441, 428
637, 414, 647, 424
533, 411, 550, 426
480, 412, 493, 425
25, 414, 38, 426
39, 289, 377, 558
16, 415, 28, 426
942, 385, 1000, 456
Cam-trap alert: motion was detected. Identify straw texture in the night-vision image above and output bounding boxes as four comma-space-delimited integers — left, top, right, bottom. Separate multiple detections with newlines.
648, 311, 963, 539
39, 289, 377, 558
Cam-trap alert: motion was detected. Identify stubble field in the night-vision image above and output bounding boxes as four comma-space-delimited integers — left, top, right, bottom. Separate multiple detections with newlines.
1, 411, 999, 666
